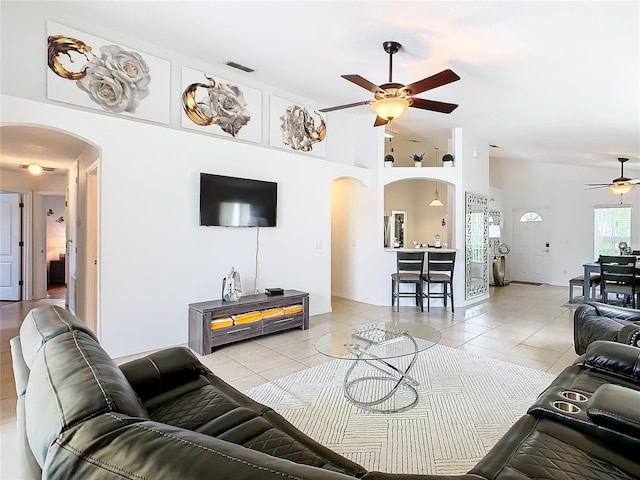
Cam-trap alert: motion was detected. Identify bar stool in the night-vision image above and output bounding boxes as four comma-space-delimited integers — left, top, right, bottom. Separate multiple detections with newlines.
423, 251, 456, 312
391, 251, 425, 312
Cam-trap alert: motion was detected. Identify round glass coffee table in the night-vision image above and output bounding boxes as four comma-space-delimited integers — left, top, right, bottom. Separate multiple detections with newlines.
315, 322, 441, 413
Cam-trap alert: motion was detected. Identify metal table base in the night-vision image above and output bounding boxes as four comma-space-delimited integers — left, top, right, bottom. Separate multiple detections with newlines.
343, 332, 420, 413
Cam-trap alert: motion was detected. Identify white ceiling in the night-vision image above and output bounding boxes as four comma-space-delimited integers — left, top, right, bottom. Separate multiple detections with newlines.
2, 1, 639, 176
0, 125, 89, 175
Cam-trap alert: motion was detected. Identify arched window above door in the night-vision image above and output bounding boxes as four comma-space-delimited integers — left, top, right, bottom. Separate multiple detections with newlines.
519, 211, 543, 222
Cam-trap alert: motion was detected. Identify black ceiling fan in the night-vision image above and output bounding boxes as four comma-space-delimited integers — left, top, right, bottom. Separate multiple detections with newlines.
319, 41, 460, 127
585, 157, 640, 195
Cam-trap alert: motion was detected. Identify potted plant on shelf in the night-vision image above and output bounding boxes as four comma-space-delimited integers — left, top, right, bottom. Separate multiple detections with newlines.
384, 154, 395, 168
442, 153, 454, 167
410, 152, 425, 167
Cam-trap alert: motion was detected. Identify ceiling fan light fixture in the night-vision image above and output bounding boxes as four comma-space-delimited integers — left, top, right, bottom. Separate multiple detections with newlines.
610, 183, 633, 195
27, 164, 43, 176
371, 97, 409, 121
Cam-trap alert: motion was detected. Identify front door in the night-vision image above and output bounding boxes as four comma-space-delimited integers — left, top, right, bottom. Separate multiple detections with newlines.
0, 192, 23, 300
510, 208, 552, 284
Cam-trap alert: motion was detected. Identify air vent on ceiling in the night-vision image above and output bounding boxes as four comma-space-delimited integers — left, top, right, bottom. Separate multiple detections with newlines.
225, 61, 254, 73
19, 164, 56, 172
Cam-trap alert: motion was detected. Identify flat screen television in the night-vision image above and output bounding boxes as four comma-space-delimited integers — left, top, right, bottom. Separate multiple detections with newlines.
199, 173, 277, 227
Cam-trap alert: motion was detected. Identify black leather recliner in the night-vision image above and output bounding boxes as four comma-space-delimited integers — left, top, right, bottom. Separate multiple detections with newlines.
573, 302, 640, 354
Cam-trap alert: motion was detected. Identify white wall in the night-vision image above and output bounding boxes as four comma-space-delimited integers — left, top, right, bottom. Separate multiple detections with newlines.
491, 156, 640, 286
2, 95, 367, 357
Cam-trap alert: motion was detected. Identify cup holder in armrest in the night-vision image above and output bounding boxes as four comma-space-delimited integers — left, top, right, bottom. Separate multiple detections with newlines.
552, 400, 581, 414
528, 386, 590, 422
560, 391, 588, 403
530, 385, 640, 451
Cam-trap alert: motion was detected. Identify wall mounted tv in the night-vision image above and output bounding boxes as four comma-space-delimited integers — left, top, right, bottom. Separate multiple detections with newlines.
199, 173, 277, 227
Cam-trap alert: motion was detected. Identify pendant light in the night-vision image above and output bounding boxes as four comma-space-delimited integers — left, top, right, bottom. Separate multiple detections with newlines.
429, 147, 444, 207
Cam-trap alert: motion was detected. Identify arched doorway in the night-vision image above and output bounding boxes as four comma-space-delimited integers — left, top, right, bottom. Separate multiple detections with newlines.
0, 124, 101, 332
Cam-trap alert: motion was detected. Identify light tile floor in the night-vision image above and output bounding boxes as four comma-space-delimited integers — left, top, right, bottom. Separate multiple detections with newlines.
0, 283, 581, 478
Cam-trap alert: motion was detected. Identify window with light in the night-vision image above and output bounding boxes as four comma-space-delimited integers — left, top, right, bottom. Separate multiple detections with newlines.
594, 205, 632, 257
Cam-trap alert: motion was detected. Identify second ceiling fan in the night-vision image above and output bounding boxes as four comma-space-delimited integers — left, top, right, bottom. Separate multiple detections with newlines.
585, 157, 640, 195
320, 41, 460, 127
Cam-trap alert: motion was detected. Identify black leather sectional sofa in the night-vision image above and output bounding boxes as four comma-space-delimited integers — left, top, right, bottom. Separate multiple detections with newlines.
11, 305, 640, 479
574, 302, 640, 355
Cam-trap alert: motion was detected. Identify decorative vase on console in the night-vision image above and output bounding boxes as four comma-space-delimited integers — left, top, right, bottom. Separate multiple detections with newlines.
384, 154, 395, 168
411, 152, 425, 167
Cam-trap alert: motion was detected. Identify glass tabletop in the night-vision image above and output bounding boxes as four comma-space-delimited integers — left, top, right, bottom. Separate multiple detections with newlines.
315, 322, 441, 360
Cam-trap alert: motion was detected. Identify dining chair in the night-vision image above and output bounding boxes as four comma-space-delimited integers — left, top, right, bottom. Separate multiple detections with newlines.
599, 258, 640, 309
598, 255, 636, 266
391, 251, 425, 312
422, 251, 456, 313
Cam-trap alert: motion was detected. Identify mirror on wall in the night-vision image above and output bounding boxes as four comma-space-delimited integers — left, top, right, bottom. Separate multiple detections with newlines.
465, 192, 488, 299
389, 210, 406, 248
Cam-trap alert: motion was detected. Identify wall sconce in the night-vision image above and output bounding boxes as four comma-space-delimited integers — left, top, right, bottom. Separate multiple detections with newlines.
47, 209, 54, 216
55, 216, 64, 223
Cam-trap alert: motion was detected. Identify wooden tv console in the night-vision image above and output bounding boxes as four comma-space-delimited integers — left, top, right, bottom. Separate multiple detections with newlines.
188, 290, 309, 355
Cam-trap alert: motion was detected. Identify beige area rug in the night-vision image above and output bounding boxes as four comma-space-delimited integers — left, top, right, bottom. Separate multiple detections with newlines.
244, 344, 556, 476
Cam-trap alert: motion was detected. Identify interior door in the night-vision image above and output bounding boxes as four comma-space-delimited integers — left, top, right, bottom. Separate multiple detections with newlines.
66, 160, 78, 313
85, 163, 98, 334
510, 208, 552, 284
0, 192, 22, 300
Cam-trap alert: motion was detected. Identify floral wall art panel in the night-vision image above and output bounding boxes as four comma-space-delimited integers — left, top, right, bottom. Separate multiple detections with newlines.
181, 66, 262, 143
46, 21, 170, 124
269, 95, 326, 158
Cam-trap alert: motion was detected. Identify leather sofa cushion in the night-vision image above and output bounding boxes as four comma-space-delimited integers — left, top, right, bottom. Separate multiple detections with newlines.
44, 413, 361, 480
19, 305, 98, 369
582, 341, 640, 382
25, 331, 148, 468
118, 347, 209, 402
587, 384, 640, 438
147, 384, 364, 475
150, 383, 244, 429
469, 415, 640, 479
120, 347, 364, 476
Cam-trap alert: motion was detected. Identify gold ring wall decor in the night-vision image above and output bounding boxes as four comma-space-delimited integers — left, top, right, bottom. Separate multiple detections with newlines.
305, 113, 327, 142
182, 76, 220, 126
47, 35, 93, 80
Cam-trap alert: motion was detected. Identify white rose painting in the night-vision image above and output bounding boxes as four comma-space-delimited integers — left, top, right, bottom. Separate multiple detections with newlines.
46, 21, 170, 124
181, 66, 262, 144
269, 96, 326, 157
